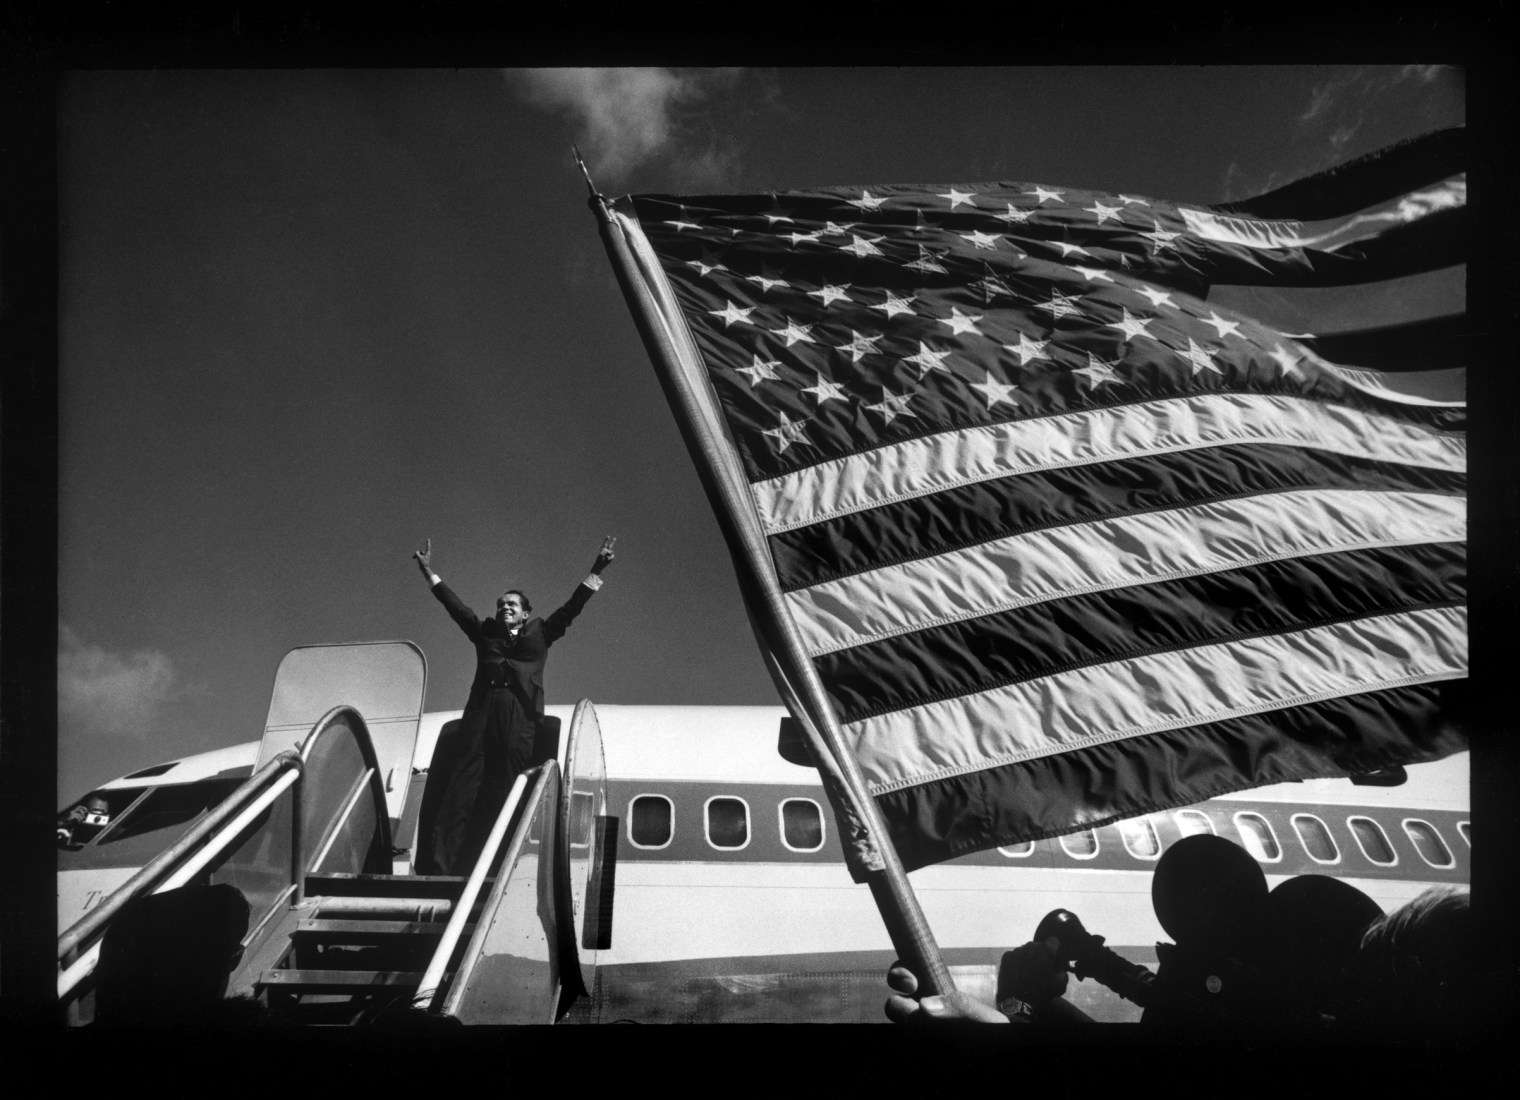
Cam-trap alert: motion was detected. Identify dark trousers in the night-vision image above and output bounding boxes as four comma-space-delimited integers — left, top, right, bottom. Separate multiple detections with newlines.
416, 688, 535, 876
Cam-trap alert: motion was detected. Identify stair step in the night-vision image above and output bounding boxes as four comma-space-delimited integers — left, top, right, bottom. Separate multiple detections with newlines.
305, 872, 488, 899
295, 918, 454, 939
258, 968, 427, 993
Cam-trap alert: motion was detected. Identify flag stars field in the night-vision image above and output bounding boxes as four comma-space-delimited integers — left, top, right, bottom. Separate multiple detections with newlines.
969, 370, 1020, 409
761, 410, 811, 453
773, 318, 817, 346
1179, 337, 1224, 376
1037, 290, 1085, 321
1201, 311, 1244, 340
872, 291, 918, 320
1003, 331, 1051, 366
708, 301, 756, 328
1268, 344, 1304, 377
801, 372, 851, 406
938, 187, 977, 209
834, 330, 884, 363
866, 386, 917, 424
1074, 352, 1123, 389
904, 342, 953, 379
1105, 308, 1157, 343
807, 284, 854, 308
839, 234, 888, 259
938, 307, 985, 337
736, 354, 784, 387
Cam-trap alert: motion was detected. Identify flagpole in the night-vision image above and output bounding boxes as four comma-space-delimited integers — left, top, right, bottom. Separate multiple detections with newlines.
586, 181, 956, 997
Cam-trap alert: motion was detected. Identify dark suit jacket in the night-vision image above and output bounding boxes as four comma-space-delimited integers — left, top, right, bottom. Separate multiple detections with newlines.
432, 579, 596, 723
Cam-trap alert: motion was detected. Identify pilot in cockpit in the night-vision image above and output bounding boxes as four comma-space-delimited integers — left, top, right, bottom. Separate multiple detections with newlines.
57, 794, 112, 848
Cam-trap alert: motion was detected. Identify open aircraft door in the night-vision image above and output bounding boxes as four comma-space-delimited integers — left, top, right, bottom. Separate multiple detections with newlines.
255, 642, 427, 827
558, 697, 610, 998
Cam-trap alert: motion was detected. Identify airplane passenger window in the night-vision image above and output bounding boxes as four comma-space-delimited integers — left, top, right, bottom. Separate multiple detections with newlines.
1457, 821, 1471, 847
1290, 814, 1340, 864
780, 799, 824, 852
1058, 829, 1098, 859
998, 841, 1035, 858
628, 795, 673, 849
706, 797, 749, 849
1403, 819, 1454, 869
1118, 818, 1161, 860
1173, 810, 1215, 838
1348, 816, 1397, 866
1233, 812, 1282, 862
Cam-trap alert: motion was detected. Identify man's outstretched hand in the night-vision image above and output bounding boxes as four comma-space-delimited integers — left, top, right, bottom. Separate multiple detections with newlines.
884, 962, 1009, 1024
414, 538, 433, 577
592, 535, 617, 574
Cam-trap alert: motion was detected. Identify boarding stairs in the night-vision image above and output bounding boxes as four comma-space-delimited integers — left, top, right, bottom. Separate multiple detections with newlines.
251, 872, 489, 1023
57, 642, 611, 1026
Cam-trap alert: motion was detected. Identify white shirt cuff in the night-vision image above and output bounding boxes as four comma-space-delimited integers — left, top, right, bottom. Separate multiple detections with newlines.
582, 574, 604, 591
429, 574, 442, 587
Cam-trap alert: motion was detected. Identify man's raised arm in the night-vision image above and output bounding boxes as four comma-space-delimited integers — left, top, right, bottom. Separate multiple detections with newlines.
414, 539, 481, 638
544, 536, 616, 643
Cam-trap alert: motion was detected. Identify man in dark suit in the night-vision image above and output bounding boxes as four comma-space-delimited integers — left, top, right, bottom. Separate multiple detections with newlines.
411, 535, 615, 876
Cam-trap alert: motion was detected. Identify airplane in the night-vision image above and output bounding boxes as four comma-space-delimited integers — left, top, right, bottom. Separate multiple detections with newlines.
57, 640, 1470, 1025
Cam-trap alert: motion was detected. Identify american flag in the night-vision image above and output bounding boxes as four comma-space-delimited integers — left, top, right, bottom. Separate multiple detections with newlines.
603, 138, 1467, 870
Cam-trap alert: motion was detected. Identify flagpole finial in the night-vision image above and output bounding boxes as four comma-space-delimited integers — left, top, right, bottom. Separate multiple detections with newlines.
572, 144, 599, 199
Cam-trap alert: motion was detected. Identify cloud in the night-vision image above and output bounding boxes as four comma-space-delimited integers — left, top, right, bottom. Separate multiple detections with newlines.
58, 624, 185, 739
508, 67, 744, 185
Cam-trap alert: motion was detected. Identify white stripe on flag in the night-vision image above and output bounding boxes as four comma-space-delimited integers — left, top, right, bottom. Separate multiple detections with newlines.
785, 489, 1466, 657
753, 393, 1466, 535
849, 605, 1468, 793
1177, 176, 1465, 251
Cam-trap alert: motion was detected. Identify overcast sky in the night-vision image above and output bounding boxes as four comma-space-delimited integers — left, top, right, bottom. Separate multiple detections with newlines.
57, 65, 1465, 802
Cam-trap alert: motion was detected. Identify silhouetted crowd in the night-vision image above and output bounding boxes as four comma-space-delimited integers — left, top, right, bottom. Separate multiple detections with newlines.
887, 834, 1472, 1036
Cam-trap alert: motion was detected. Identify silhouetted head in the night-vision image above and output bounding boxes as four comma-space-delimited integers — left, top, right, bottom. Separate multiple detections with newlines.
1263, 875, 1383, 1011
1351, 886, 1471, 1027
1151, 834, 1268, 952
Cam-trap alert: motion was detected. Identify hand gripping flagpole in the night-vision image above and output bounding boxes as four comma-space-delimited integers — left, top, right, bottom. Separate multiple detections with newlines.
578, 149, 955, 997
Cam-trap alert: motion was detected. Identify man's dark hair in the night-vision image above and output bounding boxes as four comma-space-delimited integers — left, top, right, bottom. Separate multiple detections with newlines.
501, 589, 532, 614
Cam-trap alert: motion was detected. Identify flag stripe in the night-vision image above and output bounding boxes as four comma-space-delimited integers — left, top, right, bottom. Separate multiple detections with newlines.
846, 605, 1466, 793
769, 443, 1465, 592
815, 541, 1466, 725
753, 393, 1466, 535
876, 681, 1466, 869
784, 489, 1466, 657
1178, 176, 1464, 252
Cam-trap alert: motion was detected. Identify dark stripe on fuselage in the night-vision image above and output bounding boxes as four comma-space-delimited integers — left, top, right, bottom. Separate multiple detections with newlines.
770, 444, 1465, 594
607, 777, 1469, 885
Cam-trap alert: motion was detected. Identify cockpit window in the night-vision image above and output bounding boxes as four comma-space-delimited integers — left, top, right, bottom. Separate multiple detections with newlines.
56, 789, 146, 849
95, 779, 244, 846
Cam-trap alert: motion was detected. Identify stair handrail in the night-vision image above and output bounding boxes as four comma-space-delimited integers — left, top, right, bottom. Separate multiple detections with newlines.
440, 762, 560, 1020
412, 762, 555, 1011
